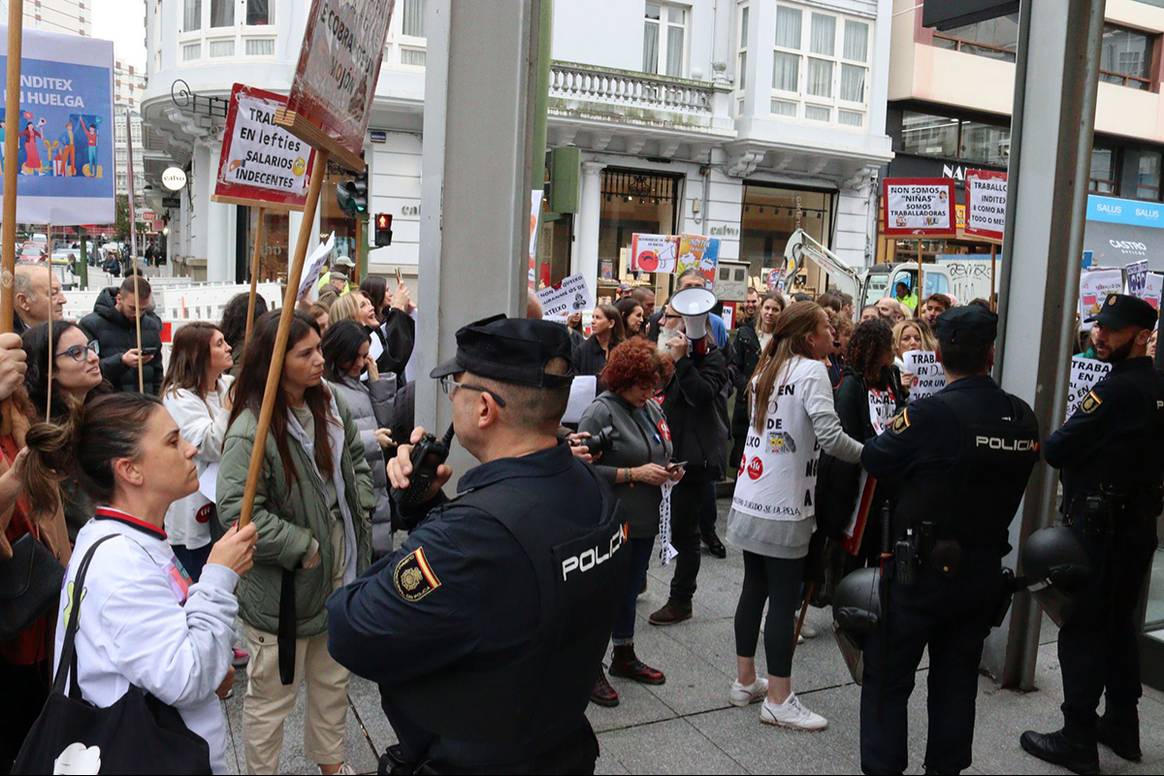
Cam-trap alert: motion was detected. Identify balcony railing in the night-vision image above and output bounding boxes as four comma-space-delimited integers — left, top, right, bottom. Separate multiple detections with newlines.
549, 61, 716, 117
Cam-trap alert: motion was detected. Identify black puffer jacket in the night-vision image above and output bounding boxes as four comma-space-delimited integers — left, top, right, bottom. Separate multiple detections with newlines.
373, 308, 416, 386
661, 345, 729, 483
79, 287, 164, 394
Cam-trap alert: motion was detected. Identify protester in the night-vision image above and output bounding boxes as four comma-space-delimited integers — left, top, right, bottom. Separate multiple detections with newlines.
12, 263, 65, 335
816, 292, 843, 315
1150, 327, 1158, 361
894, 280, 918, 311
360, 275, 416, 385
647, 298, 729, 625
837, 292, 855, 322
741, 288, 760, 325
893, 318, 935, 395
22, 392, 257, 775
219, 292, 269, 369
21, 322, 107, 541
860, 305, 879, 323
615, 297, 647, 338
565, 311, 586, 351
317, 258, 355, 309
676, 269, 729, 349
874, 296, 904, 323
80, 276, 163, 395
632, 286, 657, 325
826, 313, 853, 388
575, 303, 625, 379
726, 302, 863, 730
918, 293, 952, 328
321, 320, 397, 557
580, 338, 680, 707
217, 310, 372, 775
160, 322, 234, 582
731, 292, 783, 471
308, 302, 331, 333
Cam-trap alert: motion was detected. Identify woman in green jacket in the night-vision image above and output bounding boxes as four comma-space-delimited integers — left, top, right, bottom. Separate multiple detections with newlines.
217, 310, 373, 776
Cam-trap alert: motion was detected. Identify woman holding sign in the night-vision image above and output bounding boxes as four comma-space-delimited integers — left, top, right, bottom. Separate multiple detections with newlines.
893, 319, 935, 395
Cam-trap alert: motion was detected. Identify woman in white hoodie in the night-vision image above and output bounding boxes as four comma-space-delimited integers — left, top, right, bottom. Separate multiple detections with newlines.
22, 392, 257, 774
161, 321, 234, 581
726, 302, 864, 731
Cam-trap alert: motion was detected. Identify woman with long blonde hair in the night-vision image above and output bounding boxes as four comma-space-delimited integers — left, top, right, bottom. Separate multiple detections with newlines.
726, 302, 863, 731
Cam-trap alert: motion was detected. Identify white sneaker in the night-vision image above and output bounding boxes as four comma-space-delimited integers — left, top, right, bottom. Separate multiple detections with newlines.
760, 692, 828, 731
799, 619, 818, 639
729, 677, 768, 707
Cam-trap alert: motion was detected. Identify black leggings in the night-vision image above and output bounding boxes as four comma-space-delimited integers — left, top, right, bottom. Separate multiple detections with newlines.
733, 551, 806, 678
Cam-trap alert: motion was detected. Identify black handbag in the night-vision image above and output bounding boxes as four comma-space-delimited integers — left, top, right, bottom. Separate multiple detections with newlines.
12, 534, 213, 775
0, 532, 66, 642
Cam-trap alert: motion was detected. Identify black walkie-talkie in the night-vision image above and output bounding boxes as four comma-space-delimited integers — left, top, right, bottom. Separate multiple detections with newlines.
393, 424, 455, 509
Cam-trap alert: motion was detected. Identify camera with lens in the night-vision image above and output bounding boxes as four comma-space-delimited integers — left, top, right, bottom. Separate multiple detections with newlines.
576, 425, 619, 457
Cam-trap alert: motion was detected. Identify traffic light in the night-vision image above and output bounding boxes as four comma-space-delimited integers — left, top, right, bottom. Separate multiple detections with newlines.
374, 213, 393, 247
336, 166, 369, 216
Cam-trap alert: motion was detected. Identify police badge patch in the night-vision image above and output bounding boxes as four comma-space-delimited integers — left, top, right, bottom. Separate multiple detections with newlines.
890, 409, 911, 434
393, 547, 441, 602
1080, 390, 1103, 414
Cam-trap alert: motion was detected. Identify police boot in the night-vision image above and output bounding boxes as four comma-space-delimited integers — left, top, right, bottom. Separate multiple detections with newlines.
1019, 729, 1099, 775
609, 644, 666, 685
590, 670, 619, 707
1098, 707, 1142, 762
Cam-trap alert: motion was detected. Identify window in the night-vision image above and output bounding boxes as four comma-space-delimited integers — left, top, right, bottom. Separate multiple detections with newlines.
245, 38, 275, 55
961, 121, 1010, 166
210, 0, 233, 27
737, 5, 748, 92
771, 4, 871, 127
209, 39, 235, 57
932, 14, 1019, 61
1137, 151, 1162, 200
183, 0, 201, 31
182, 42, 201, 61
643, 2, 686, 77
246, 0, 273, 26
401, 48, 426, 66
901, 111, 959, 158
1100, 24, 1154, 90
1089, 146, 1119, 194
402, 0, 424, 38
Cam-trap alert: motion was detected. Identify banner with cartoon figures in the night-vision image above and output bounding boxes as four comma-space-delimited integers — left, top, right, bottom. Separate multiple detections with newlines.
214, 84, 316, 210
676, 234, 721, 284
630, 233, 678, 274
0, 27, 114, 224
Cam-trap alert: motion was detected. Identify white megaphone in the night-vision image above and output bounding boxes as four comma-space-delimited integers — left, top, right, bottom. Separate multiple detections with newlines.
669, 286, 717, 341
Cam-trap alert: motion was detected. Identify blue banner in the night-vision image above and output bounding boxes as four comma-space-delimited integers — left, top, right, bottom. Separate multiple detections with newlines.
1085, 194, 1164, 230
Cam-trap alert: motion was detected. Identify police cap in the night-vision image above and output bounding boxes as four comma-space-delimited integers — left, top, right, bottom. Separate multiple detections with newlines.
1085, 293, 1158, 332
430, 314, 575, 388
934, 305, 998, 348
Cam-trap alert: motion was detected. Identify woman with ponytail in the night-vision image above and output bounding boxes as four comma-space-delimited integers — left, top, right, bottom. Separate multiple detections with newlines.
725, 301, 863, 731
23, 392, 257, 774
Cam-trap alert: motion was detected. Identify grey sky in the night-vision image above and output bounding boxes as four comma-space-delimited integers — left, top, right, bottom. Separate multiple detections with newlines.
92, 0, 147, 67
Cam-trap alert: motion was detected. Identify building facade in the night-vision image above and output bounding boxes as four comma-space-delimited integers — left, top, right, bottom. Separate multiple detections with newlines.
0, 0, 92, 36
114, 59, 147, 201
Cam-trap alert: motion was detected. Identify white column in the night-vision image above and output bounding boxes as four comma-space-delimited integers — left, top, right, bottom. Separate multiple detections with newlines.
191, 141, 212, 270
573, 161, 603, 298
205, 199, 232, 282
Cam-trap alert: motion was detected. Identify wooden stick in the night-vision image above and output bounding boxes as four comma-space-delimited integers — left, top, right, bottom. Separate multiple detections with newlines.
916, 239, 924, 304
245, 206, 265, 351
990, 244, 998, 311
792, 582, 816, 653
238, 151, 329, 528
124, 111, 144, 392
46, 224, 53, 420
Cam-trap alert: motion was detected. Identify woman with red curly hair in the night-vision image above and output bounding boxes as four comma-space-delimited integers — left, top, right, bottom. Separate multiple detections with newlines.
578, 338, 683, 708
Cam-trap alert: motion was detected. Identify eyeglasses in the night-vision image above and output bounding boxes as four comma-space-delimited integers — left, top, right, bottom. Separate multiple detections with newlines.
438, 375, 507, 407
56, 341, 100, 362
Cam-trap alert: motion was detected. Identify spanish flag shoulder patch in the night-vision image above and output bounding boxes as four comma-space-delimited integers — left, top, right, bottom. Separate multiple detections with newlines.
394, 547, 442, 603
890, 409, 911, 434
1080, 390, 1103, 415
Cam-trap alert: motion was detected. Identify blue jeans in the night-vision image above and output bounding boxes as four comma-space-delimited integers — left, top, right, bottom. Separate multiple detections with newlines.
612, 537, 655, 643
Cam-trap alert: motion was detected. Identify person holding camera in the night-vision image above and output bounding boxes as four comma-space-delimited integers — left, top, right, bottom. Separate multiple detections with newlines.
579, 338, 682, 708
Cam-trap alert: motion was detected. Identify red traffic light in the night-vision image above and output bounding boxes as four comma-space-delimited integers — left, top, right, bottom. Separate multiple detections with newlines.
376, 213, 392, 230
374, 213, 394, 247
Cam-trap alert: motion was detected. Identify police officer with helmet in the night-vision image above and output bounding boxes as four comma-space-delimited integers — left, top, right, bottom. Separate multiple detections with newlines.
326, 314, 629, 774
1021, 293, 1164, 774
853, 306, 1040, 775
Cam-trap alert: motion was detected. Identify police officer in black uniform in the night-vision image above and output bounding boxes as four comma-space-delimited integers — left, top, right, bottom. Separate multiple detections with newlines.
326, 315, 629, 774
857, 306, 1040, 775
1021, 293, 1164, 775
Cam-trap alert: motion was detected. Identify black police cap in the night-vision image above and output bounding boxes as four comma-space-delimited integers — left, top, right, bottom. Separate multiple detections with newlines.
934, 305, 998, 347
430, 314, 575, 388
1085, 293, 1158, 332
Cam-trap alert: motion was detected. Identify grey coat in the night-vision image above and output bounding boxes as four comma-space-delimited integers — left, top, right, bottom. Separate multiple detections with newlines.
327, 373, 397, 555
579, 392, 673, 538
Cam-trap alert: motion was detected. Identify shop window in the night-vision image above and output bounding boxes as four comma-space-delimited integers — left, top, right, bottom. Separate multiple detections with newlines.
740, 184, 832, 293
960, 121, 1011, 167
402, 0, 425, 38
1100, 24, 1155, 90
597, 169, 680, 294
643, 2, 687, 78
901, 111, 959, 158
932, 14, 1019, 62
1089, 146, 1119, 194
246, 0, 273, 26
183, 0, 201, 32
1137, 151, 1162, 200
771, 4, 870, 128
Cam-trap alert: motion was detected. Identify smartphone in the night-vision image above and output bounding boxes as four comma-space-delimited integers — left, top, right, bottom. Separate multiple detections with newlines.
667, 460, 687, 472
141, 347, 161, 358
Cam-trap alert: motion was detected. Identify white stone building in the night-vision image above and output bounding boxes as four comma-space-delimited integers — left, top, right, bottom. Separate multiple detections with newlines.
0, 0, 91, 37
115, 59, 147, 201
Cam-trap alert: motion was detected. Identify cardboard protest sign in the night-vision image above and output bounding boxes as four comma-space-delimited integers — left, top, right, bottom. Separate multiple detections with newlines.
537, 273, 593, 320
631, 233, 678, 274
0, 27, 114, 224
1079, 268, 1124, 330
1125, 259, 1149, 300
1066, 356, 1111, 421
1146, 273, 1164, 311
676, 234, 720, 284
964, 169, 1007, 241
902, 350, 946, 401
882, 178, 956, 236
296, 232, 336, 303
215, 84, 316, 210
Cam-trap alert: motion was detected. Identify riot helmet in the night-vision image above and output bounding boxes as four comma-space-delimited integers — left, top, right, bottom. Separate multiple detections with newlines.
832, 567, 882, 685
1020, 526, 1092, 626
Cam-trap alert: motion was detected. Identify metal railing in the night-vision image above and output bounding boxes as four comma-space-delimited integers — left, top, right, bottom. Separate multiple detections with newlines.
549, 61, 715, 115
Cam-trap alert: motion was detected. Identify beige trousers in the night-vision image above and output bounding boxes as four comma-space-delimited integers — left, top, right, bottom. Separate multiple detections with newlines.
242, 521, 349, 774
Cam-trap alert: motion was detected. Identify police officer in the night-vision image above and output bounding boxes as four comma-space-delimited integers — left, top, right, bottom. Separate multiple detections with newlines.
1021, 293, 1164, 775
857, 306, 1040, 775
326, 314, 628, 774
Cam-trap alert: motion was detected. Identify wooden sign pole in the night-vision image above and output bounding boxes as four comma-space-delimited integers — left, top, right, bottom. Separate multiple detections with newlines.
244, 206, 266, 350
125, 110, 144, 392
46, 225, 53, 419
238, 152, 329, 528
916, 239, 924, 304
990, 243, 998, 311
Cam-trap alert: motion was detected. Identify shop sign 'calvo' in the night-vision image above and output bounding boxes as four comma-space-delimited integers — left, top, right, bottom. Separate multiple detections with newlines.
162, 167, 188, 191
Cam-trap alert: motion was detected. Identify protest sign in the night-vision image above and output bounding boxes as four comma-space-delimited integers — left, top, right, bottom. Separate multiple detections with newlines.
0, 26, 114, 224
1125, 259, 1149, 300
902, 350, 946, 401
528, 189, 543, 290
1066, 356, 1111, 421
296, 232, 336, 303
964, 169, 1007, 241
882, 178, 956, 236
279, 0, 394, 170
1146, 273, 1163, 311
214, 84, 316, 210
1079, 268, 1124, 330
631, 233, 679, 274
676, 234, 720, 284
537, 273, 593, 320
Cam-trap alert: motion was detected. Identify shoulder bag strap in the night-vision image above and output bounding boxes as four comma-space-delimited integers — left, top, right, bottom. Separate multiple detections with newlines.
52, 533, 121, 700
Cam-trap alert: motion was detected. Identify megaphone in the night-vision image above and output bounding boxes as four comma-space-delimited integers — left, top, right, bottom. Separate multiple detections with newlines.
669, 286, 717, 341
